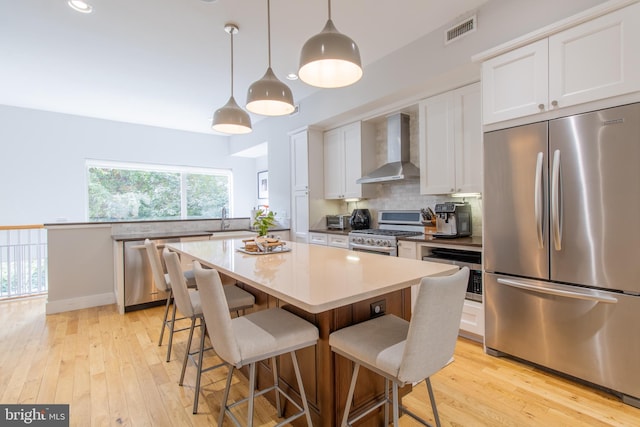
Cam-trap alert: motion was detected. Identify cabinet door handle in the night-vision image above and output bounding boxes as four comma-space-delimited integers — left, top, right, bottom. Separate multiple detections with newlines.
538, 103, 545, 111
551, 100, 558, 107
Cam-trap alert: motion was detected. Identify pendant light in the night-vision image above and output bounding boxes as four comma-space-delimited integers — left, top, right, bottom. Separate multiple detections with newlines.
246, 0, 295, 116
298, 0, 363, 88
212, 24, 253, 135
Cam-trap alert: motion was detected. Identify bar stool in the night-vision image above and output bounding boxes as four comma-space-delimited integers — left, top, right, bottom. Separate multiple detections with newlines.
329, 267, 469, 427
193, 261, 319, 427
144, 239, 197, 362
163, 249, 255, 414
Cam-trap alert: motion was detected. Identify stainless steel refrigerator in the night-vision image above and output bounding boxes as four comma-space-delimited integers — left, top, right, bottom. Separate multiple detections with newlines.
484, 102, 640, 408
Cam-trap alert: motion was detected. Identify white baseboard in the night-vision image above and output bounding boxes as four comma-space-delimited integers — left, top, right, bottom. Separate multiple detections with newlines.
46, 292, 116, 314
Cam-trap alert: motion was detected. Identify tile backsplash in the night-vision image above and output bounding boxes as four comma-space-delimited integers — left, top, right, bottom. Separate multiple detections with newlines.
345, 180, 482, 236
342, 110, 483, 235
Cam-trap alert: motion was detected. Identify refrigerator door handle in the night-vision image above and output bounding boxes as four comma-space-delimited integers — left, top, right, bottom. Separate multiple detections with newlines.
497, 278, 618, 303
534, 152, 544, 249
551, 149, 563, 251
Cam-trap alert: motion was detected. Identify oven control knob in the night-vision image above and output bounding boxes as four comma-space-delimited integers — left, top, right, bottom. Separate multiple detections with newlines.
356, 237, 363, 244
375, 240, 383, 246
365, 238, 373, 245
381, 240, 389, 247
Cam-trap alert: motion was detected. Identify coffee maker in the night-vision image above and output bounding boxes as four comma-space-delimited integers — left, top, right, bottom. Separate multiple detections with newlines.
434, 202, 472, 238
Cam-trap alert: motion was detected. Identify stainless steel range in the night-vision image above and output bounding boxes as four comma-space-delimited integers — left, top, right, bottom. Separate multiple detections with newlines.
348, 210, 423, 256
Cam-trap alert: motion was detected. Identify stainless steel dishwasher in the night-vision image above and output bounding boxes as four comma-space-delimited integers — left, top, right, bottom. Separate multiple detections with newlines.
124, 238, 177, 312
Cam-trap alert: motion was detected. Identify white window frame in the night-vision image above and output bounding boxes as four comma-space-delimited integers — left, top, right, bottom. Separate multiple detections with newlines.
85, 159, 233, 220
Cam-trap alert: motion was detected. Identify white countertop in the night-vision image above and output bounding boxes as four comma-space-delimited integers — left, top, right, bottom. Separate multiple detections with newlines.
167, 239, 458, 314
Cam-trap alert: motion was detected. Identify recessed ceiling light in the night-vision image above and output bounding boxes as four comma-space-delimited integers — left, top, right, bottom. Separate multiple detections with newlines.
286, 73, 299, 81
68, 0, 93, 13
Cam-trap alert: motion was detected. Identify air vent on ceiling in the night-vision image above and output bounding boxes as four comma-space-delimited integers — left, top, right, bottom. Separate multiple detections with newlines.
444, 15, 476, 45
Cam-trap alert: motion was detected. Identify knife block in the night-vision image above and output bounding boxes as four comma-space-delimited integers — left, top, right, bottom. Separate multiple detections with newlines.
424, 220, 437, 235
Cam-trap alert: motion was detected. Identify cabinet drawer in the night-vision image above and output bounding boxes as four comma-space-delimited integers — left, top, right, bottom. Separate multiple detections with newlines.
460, 299, 484, 339
327, 234, 349, 249
308, 232, 328, 245
397, 240, 417, 259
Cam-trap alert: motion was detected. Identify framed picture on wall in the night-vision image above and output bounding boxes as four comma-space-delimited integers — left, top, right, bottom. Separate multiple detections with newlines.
258, 170, 269, 199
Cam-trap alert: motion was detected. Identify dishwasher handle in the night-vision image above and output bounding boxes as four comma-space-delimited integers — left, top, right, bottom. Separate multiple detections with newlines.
497, 278, 618, 304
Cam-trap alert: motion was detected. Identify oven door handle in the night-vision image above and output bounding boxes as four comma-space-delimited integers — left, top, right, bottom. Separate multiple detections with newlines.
349, 243, 396, 253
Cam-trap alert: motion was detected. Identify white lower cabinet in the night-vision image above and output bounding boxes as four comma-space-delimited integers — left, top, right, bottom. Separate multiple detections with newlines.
308, 232, 328, 246
308, 232, 349, 249
397, 240, 418, 259
398, 241, 422, 316
327, 234, 349, 249
459, 299, 484, 339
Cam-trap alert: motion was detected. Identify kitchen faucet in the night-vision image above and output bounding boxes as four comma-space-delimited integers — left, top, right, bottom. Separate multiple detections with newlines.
221, 207, 230, 230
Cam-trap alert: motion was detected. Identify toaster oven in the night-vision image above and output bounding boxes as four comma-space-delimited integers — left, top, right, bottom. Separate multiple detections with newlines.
326, 214, 351, 230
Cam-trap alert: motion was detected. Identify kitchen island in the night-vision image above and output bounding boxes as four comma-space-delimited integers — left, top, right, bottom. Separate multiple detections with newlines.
167, 239, 457, 426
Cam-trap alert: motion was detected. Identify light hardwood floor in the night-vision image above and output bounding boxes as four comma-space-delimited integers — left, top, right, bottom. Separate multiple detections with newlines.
1, 296, 639, 426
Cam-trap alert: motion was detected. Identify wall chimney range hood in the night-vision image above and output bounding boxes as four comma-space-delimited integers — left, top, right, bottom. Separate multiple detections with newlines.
356, 113, 420, 184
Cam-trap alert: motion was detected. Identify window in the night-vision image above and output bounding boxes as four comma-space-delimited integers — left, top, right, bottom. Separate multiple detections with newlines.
86, 161, 232, 221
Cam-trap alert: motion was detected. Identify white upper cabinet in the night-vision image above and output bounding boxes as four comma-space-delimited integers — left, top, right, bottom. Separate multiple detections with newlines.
419, 82, 482, 195
323, 121, 375, 200
323, 128, 344, 199
481, 2, 640, 125
548, 3, 640, 108
482, 39, 548, 124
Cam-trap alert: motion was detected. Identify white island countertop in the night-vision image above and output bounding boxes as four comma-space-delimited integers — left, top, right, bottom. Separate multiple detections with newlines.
167, 239, 458, 314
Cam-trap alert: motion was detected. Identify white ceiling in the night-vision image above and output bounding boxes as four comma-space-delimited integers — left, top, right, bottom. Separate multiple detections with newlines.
1, 0, 488, 135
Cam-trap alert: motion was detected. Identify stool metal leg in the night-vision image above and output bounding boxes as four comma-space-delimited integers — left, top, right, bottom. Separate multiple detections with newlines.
192, 320, 206, 414
271, 356, 282, 417
290, 351, 313, 427
392, 381, 400, 427
384, 378, 390, 426
426, 377, 441, 427
341, 362, 360, 427
159, 289, 172, 346
248, 362, 256, 426
219, 367, 234, 427
179, 317, 197, 386
166, 300, 178, 362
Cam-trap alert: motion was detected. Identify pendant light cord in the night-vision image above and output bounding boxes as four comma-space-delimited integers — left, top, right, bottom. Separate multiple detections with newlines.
327, 0, 331, 19
230, 30, 235, 97
267, 0, 272, 68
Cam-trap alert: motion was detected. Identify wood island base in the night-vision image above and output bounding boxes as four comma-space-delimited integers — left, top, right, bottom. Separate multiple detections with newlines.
240, 284, 413, 427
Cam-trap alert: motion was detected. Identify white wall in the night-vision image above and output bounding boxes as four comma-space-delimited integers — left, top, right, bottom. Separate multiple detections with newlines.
228, 0, 606, 220
0, 0, 607, 227
0, 105, 257, 225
